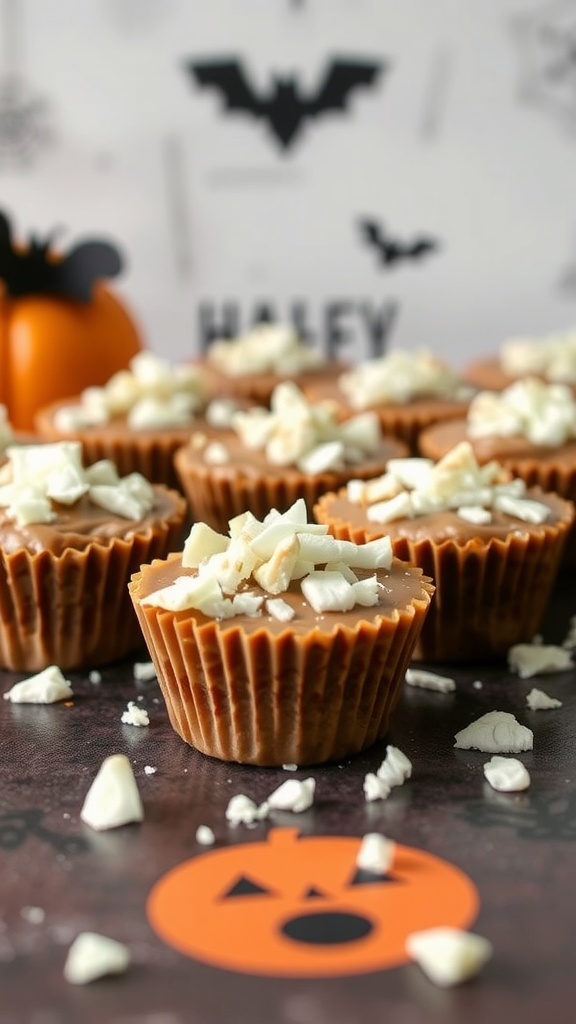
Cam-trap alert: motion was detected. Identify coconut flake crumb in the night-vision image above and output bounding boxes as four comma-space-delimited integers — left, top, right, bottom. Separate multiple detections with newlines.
143, 765, 157, 775
88, 670, 102, 684
472, 680, 483, 690
3, 665, 73, 704
454, 711, 533, 753
526, 687, 563, 711
405, 668, 456, 693
364, 745, 412, 802
20, 906, 45, 924
196, 825, 216, 846
120, 701, 150, 728
356, 833, 395, 874
225, 794, 269, 827
267, 778, 315, 813
63, 932, 130, 985
133, 661, 157, 682
483, 755, 531, 792
406, 926, 493, 987
282, 763, 299, 771
507, 643, 573, 678
80, 754, 144, 831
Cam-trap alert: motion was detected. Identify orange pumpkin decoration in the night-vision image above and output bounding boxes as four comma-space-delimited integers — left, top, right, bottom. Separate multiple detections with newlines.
148, 828, 479, 977
0, 210, 142, 431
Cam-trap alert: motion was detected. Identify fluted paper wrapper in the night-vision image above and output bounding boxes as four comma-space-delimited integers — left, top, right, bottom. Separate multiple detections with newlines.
0, 506, 186, 672
129, 569, 433, 766
173, 449, 404, 536
314, 492, 573, 662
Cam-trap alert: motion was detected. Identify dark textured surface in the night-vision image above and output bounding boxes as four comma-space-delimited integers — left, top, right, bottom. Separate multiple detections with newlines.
0, 570, 575, 1024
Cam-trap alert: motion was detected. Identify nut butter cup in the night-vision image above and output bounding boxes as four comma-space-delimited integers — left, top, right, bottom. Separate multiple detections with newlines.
0, 495, 186, 673
129, 557, 433, 766
314, 487, 574, 663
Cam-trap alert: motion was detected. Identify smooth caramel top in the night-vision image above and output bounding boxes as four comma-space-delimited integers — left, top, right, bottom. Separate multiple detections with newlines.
418, 418, 576, 465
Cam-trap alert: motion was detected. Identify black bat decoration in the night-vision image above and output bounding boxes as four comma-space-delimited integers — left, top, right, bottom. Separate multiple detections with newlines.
0, 209, 123, 302
185, 56, 385, 149
359, 218, 440, 269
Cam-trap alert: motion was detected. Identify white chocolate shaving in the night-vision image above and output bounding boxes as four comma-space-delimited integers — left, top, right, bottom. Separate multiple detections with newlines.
454, 711, 533, 753
468, 376, 576, 446
229, 381, 381, 470
406, 927, 493, 987
53, 351, 205, 430
143, 498, 393, 618
3, 665, 73, 704
525, 687, 562, 710
349, 441, 550, 526
507, 642, 573, 678
364, 745, 412, 801
501, 329, 576, 384
225, 794, 269, 826
120, 701, 150, 727
267, 778, 316, 813
0, 442, 155, 524
339, 348, 472, 409
80, 754, 144, 831
64, 932, 130, 985
405, 668, 456, 693
207, 322, 324, 376
356, 832, 395, 873
483, 755, 531, 791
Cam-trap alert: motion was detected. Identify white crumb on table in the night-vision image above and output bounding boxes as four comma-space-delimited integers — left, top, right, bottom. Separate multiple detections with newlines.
133, 661, 157, 681
526, 687, 563, 711
454, 711, 533, 753
63, 932, 130, 985
120, 701, 150, 727
405, 668, 456, 693
3, 665, 73, 704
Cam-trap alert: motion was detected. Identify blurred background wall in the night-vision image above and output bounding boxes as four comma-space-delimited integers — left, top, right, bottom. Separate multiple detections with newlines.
1, 0, 575, 365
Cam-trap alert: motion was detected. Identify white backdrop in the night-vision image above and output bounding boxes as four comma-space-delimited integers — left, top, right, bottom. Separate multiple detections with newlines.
1, 0, 576, 366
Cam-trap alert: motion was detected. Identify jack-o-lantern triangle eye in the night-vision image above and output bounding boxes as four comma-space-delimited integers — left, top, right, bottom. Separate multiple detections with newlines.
349, 867, 401, 887
220, 875, 275, 899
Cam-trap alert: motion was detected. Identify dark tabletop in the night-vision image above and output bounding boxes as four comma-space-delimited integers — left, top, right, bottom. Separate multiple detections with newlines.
1, 570, 575, 1024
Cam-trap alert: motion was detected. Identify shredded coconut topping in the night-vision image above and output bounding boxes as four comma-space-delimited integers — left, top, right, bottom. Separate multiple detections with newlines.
142, 497, 393, 618
346, 441, 551, 526
338, 348, 473, 409
468, 376, 576, 446
227, 381, 382, 471
207, 322, 325, 377
53, 351, 206, 431
0, 442, 155, 525
500, 330, 576, 384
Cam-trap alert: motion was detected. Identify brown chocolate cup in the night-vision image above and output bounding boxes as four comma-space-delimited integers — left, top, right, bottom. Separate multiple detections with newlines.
314, 489, 574, 663
173, 436, 409, 535
129, 557, 433, 766
462, 356, 576, 397
302, 380, 471, 454
0, 495, 186, 672
199, 359, 348, 408
35, 400, 195, 492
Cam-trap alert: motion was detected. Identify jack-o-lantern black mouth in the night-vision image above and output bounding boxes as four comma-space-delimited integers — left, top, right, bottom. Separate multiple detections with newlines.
280, 911, 373, 946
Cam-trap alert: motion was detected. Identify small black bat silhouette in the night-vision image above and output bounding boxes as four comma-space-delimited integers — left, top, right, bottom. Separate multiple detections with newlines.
185, 56, 385, 149
359, 218, 439, 268
0, 209, 123, 302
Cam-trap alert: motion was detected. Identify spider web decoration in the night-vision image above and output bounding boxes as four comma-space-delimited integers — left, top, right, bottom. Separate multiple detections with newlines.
511, 0, 576, 133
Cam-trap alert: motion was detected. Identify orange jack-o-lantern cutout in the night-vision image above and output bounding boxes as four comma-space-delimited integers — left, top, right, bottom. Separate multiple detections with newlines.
148, 828, 479, 977
0, 209, 142, 431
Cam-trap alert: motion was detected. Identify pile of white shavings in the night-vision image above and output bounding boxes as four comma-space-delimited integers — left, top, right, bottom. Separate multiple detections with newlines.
0, 441, 155, 526
346, 440, 550, 526
500, 330, 576, 384
220, 381, 382, 474
207, 322, 324, 377
467, 376, 576, 446
141, 496, 393, 619
338, 347, 473, 409
52, 351, 206, 432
